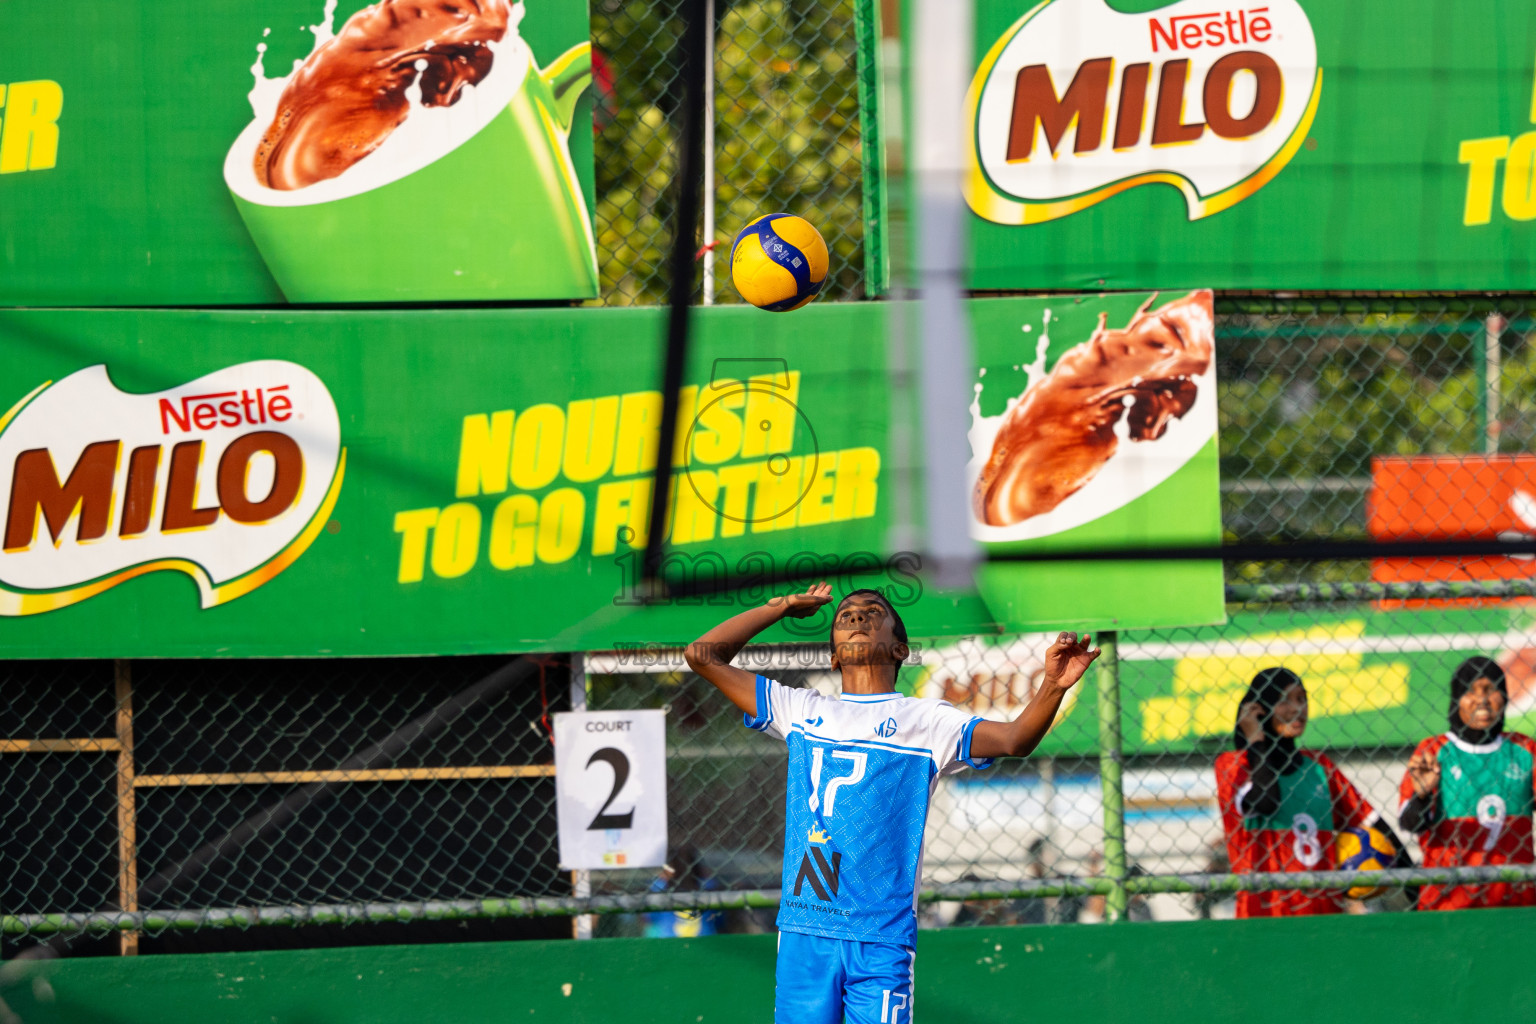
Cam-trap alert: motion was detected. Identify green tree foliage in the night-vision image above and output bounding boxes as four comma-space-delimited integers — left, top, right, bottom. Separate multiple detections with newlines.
1216, 303, 1536, 582
1218, 306, 1533, 489
591, 0, 865, 305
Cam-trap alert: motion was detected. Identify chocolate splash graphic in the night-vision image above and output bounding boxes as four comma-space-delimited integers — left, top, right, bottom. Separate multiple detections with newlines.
974, 291, 1214, 527
254, 0, 512, 190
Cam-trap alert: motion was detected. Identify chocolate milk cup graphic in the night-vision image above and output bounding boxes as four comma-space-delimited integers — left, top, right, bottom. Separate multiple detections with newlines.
973, 292, 1213, 527
968, 290, 1218, 544
224, 0, 597, 302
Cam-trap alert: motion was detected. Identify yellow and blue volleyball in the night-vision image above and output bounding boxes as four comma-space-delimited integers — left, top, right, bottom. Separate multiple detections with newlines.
1335, 826, 1397, 899
730, 213, 829, 312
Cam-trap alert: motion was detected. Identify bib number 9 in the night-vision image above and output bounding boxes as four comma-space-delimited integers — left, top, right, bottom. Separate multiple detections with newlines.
1477, 794, 1508, 852
1291, 813, 1323, 867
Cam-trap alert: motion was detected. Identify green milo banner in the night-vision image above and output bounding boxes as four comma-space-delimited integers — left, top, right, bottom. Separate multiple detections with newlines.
0, 297, 1221, 658
0, 0, 597, 304
960, 0, 1536, 289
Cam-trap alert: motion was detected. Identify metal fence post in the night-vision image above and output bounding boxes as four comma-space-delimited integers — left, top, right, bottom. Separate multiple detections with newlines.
699, 0, 717, 306
1094, 631, 1128, 922
115, 659, 139, 956
1485, 312, 1504, 454
570, 652, 592, 940
852, 0, 888, 297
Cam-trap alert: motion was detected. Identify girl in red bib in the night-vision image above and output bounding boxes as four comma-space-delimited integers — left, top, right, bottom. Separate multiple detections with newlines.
1215, 667, 1408, 917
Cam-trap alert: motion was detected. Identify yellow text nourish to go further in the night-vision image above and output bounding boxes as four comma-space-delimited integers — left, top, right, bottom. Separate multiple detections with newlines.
1457, 54, 1536, 225
0, 81, 62, 174
390, 371, 884, 583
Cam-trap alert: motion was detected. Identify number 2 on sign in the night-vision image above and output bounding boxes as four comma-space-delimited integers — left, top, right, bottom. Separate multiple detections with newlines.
586, 747, 635, 830
808, 748, 868, 818
1291, 813, 1323, 866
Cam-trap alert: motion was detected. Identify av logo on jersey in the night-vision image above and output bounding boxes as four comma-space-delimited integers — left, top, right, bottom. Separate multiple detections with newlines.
794, 828, 844, 902
965, 0, 1320, 225
0, 361, 345, 615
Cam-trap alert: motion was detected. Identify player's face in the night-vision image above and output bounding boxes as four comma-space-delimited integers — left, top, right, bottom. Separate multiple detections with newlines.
1270, 683, 1308, 738
831, 597, 901, 666
1458, 677, 1506, 730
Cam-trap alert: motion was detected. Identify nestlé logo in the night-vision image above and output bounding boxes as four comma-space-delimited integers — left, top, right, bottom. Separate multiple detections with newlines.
966, 0, 1319, 225
0, 360, 345, 615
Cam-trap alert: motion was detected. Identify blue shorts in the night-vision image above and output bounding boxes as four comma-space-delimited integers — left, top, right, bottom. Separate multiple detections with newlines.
775, 930, 915, 1024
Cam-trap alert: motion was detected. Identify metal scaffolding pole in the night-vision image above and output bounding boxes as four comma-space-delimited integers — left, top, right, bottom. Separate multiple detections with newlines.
1095, 632, 1127, 922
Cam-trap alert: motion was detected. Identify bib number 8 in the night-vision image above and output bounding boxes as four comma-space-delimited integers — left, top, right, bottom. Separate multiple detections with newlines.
1477, 794, 1508, 852
1291, 813, 1323, 867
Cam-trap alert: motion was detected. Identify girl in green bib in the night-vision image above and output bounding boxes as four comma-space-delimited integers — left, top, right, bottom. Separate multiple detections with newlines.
1399, 657, 1536, 911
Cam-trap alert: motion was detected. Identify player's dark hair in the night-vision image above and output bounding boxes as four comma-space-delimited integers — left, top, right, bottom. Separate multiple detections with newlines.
1231, 667, 1304, 768
1449, 655, 1506, 744
830, 588, 908, 683
1450, 655, 1505, 697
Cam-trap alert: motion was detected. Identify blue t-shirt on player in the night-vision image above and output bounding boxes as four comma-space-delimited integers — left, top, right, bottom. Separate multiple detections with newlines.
743, 674, 992, 947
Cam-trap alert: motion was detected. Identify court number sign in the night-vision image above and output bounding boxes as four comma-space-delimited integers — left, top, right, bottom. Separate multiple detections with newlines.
555, 709, 667, 870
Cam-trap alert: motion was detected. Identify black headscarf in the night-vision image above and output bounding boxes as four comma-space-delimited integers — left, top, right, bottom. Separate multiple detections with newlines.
1448, 656, 1507, 745
1232, 667, 1304, 772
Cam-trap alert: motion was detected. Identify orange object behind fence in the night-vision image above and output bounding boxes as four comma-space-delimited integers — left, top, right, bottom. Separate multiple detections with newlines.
1370, 455, 1536, 605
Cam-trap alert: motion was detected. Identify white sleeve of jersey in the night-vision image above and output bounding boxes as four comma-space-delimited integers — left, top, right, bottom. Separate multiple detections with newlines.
741, 674, 824, 742
925, 701, 996, 776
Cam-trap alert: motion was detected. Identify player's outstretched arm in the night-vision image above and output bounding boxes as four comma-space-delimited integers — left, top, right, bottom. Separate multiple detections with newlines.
969, 632, 1100, 760
684, 583, 833, 716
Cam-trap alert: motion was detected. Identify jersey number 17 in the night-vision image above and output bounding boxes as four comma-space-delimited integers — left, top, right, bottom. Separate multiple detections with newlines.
809, 748, 868, 818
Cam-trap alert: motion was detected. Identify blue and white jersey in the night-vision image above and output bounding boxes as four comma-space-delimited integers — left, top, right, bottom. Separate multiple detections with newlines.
744, 674, 993, 946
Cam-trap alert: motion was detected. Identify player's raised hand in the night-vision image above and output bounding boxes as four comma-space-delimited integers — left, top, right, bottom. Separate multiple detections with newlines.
1237, 701, 1267, 745
1407, 749, 1441, 798
1042, 631, 1100, 690
774, 581, 834, 618
689, 582, 834, 716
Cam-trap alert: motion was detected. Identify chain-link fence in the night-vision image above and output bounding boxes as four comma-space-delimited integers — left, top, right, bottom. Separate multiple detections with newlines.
590, 0, 871, 305
578, 296, 1536, 929
8, 298, 1536, 951
9, 294, 1536, 951
1, 657, 574, 955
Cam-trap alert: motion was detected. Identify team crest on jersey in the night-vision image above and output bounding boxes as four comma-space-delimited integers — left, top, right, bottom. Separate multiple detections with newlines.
876, 717, 898, 738
807, 826, 830, 845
